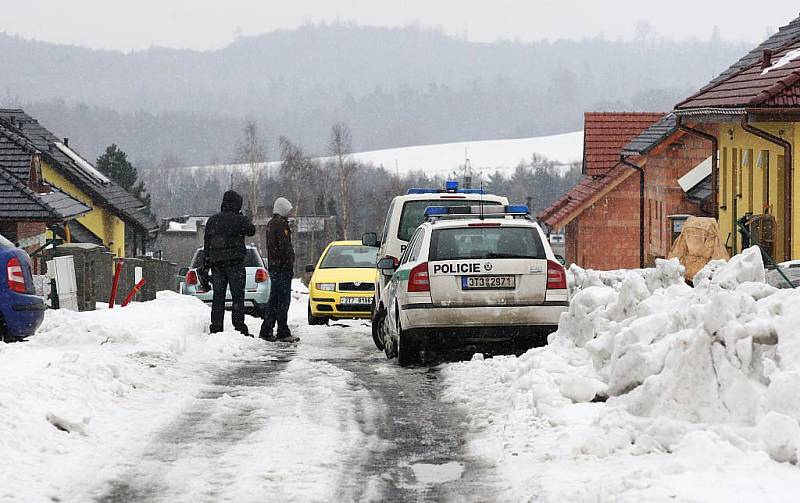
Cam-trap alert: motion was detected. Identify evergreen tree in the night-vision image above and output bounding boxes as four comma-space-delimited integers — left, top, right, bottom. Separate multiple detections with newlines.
96, 144, 152, 212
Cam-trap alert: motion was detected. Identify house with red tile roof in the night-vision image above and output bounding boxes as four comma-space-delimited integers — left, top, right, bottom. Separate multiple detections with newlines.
539, 112, 715, 270
673, 14, 800, 262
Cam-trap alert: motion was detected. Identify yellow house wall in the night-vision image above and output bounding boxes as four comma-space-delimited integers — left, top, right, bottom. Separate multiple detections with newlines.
717, 121, 797, 260
40, 161, 126, 257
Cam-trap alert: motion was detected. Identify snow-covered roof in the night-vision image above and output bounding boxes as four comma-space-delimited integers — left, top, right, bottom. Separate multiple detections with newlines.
166, 216, 209, 233
54, 142, 111, 184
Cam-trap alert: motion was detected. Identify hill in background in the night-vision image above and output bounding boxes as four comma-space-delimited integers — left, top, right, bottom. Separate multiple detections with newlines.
0, 24, 747, 167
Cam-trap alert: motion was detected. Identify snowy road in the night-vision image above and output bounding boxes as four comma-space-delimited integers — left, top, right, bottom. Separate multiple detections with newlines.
86, 316, 501, 503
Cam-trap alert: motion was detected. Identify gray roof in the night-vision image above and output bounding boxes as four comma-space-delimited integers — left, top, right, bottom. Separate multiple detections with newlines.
687, 175, 712, 204
0, 109, 157, 233
0, 167, 90, 222
621, 113, 677, 155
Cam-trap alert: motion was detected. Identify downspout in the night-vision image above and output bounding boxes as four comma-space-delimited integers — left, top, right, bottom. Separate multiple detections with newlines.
675, 116, 718, 218
739, 115, 793, 261
619, 154, 645, 268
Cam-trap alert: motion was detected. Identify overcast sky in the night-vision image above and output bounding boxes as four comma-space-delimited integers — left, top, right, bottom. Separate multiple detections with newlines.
3, 0, 799, 51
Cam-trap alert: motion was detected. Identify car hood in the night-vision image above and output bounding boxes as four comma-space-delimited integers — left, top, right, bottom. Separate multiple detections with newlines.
311, 268, 378, 284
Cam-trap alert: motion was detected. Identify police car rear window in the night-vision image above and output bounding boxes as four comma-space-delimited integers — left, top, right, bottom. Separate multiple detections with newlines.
398, 200, 501, 241
320, 245, 378, 269
429, 227, 546, 261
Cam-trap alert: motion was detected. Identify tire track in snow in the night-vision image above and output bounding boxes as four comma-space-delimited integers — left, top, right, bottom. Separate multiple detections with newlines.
323, 329, 503, 503
93, 348, 296, 503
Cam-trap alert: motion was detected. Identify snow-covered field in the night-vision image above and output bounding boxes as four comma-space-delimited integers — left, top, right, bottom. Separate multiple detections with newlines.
181, 131, 583, 177
441, 247, 800, 501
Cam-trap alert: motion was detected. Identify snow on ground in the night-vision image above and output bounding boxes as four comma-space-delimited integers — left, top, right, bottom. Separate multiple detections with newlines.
181, 131, 583, 177
441, 247, 800, 502
0, 282, 375, 502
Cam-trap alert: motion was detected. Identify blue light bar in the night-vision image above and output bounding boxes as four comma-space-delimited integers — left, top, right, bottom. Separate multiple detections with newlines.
505, 205, 530, 214
424, 206, 449, 216
445, 180, 459, 191
406, 186, 486, 195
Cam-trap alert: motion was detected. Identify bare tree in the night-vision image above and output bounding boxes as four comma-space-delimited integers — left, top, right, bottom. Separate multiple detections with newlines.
328, 123, 357, 239
278, 136, 317, 218
233, 120, 267, 216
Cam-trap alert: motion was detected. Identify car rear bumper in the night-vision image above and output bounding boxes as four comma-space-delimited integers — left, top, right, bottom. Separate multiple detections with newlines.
401, 302, 567, 328
1, 293, 46, 337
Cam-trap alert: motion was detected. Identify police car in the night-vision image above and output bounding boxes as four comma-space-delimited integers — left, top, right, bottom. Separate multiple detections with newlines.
375, 204, 568, 365
362, 181, 508, 349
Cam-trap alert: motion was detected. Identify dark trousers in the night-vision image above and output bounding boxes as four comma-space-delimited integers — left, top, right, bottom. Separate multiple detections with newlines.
210, 261, 247, 334
260, 269, 292, 338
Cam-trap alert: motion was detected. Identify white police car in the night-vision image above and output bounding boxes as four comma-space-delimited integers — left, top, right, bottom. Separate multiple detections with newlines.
375, 204, 568, 365
362, 181, 508, 349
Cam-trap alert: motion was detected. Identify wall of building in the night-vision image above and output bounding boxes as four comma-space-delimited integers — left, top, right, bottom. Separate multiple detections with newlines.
643, 132, 711, 261
40, 160, 127, 257
571, 175, 641, 270
717, 121, 796, 260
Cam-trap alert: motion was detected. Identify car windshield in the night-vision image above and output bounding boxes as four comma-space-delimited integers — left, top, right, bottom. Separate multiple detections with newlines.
191, 248, 263, 268
398, 199, 502, 241
320, 245, 378, 269
429, 226, 546, 261
0, 233, 14, 249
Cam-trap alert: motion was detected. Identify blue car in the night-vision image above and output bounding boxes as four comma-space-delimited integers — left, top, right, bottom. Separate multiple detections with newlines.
0, 233, 46, 342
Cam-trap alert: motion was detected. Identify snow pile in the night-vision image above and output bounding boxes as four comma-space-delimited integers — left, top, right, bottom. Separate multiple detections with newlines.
443, 246, 800, 501
0, 292, 262, 501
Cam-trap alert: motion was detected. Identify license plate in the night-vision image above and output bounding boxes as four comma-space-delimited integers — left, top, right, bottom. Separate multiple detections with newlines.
462, 275, 516, 289
340, 297, 373, 305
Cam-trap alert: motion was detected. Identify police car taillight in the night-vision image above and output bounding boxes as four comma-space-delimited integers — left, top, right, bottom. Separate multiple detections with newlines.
546, 260, 567, 290
408, 262, 430, 292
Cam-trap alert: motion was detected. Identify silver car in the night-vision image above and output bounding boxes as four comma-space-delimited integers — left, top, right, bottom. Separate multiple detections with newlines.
182, 245, 271, 316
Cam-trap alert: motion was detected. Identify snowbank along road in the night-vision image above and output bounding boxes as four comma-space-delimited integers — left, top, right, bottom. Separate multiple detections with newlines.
0, 283, 503, 502
6, 249, 800, 502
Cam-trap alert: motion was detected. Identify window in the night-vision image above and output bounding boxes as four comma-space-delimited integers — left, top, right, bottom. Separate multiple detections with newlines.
397, 199, 502, 241
429, 226, 546, 261
744, 149, 754, 213
759, 150, 770, 213
400, 229, 422, 265
721, 147, 728, 207
191, 248, 263, 268
320, 245, 379, 269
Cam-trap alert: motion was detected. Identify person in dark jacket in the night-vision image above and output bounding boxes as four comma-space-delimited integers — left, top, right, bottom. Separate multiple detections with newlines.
203, 190, 256, 336
260, 197, 299, 342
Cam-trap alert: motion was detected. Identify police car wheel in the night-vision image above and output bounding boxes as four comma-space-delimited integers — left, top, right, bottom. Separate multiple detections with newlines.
371, 309, 386, 350
397, 332, 420, 366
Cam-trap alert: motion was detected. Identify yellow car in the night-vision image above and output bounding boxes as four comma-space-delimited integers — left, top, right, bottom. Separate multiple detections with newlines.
306, 240, 379, 325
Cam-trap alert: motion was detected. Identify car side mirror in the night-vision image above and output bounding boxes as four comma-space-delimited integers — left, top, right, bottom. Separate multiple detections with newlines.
555, 254, 566, 266
305, 264, 315, 273
362, 232, 379, 248
178, 267, 189, 277
377, 257, 397, 276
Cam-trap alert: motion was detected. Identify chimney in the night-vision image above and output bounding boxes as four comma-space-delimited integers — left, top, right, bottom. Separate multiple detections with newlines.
762, 48, 774, 70
48, 143, 54, 153
63, 137, 69, 147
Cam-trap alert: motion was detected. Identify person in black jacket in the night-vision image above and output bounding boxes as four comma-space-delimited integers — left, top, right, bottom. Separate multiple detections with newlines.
203, 190, 256, 336
260, 197, 299, 342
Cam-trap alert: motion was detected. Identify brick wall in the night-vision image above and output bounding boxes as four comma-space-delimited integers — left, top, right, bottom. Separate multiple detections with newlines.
643, 130, 713, 260
573, 175, 642, 270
